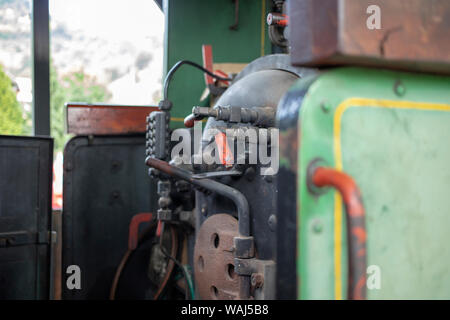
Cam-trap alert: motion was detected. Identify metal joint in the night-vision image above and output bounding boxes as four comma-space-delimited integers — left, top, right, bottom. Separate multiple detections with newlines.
233, 236, 255, 258
234, 258, 276, 300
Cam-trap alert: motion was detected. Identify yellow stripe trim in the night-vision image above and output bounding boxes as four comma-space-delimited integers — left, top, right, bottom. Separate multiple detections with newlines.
333, 98, 450, 300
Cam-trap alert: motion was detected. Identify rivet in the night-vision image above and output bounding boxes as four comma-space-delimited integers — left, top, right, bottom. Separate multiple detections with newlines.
245, 167, 256, 181
394, 80, 406, 97
312, 219, 323, 233
320, 100, 332, 113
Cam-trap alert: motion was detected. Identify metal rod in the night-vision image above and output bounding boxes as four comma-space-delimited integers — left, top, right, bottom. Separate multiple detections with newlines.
145, 157, 250, 236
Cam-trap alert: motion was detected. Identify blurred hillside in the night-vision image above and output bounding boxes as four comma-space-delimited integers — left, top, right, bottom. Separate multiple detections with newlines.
0, 0, 164, 105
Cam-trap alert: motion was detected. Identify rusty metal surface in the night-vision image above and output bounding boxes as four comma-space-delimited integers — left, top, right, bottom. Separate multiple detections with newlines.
66, 103, 158, 135
290, 0, 450, 74
193, 214, 240, 300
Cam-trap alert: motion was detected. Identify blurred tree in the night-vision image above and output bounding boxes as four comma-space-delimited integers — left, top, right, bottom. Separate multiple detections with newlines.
0, 62, 110, 152
0, 64, 24, 135
50, 65, 111, 152
50, 64, 68, 153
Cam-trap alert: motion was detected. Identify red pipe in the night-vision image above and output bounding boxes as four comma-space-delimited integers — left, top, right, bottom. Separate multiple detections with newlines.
312, 167, 367, 300
184, 113, 197, 128
128, 213, 153, 250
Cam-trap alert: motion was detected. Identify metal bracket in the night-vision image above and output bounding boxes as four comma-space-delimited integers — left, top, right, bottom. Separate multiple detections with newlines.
0, 231, 52, 247
234, 258, 276, 300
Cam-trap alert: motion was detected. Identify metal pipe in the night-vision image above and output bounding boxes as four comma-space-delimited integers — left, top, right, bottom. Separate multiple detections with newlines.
163, 60, 231, 100
311, 166, 367, 300
145, 157, 250, 236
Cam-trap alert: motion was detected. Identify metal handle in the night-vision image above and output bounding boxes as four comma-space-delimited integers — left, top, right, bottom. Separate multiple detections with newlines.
183, 113, 203, 128
310, 166, 367, 300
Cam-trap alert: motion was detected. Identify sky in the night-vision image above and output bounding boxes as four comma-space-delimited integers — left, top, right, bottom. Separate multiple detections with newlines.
0, 0, 165, 106
47, 0, 165, 105
49, 0, 164, 43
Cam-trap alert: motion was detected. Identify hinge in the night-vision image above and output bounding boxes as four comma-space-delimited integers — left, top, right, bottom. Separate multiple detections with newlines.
0, 230, 54, 247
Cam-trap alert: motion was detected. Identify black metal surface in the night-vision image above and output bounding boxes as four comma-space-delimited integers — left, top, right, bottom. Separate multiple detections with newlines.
275, 81, 316, 299
32, 0, 50, 136
195, 69, 299, 264
232, 54, 315, 83
62, 135, 157, 299
0, 135, 53, 299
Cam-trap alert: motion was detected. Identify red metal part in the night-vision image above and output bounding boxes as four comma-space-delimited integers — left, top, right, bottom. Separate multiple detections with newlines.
202, 45, 215, 86
155, 220, 163, 238
66, 103, 158, 135
215, 132, 234, 167
267, 13, 288, 27
128, 213, 153, 250
202, 44, 230, 87
183, 113, 197, 128
213, 70, 230, 86
312, 167, 367, 300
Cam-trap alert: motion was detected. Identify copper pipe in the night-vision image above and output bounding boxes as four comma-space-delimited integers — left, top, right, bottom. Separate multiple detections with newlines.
153, 224, 178, 300
109, 250, 132, 300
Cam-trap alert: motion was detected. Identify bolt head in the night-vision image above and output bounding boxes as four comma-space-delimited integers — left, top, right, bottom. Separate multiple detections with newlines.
251, 273, 264, 288
158, 99, 172, 110
320, 100, 332, 113
268, 214, 277, 232
394, 80, 406, 97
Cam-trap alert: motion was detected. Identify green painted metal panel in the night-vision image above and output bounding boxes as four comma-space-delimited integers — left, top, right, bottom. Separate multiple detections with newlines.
163, 0, 271, 128
297, 68, 450, 299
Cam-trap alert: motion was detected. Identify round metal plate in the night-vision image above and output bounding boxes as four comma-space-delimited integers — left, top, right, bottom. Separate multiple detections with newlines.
193, 214, 240, 300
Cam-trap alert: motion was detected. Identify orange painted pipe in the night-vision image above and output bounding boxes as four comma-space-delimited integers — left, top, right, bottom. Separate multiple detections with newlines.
312, 167, 367, 300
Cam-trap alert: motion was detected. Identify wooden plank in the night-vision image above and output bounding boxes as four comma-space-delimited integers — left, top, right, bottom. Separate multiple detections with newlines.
66, 103, 158, 135
289, 0, 450, 74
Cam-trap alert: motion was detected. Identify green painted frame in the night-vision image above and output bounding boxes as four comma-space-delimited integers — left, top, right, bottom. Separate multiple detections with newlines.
297, 67, 450, 299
